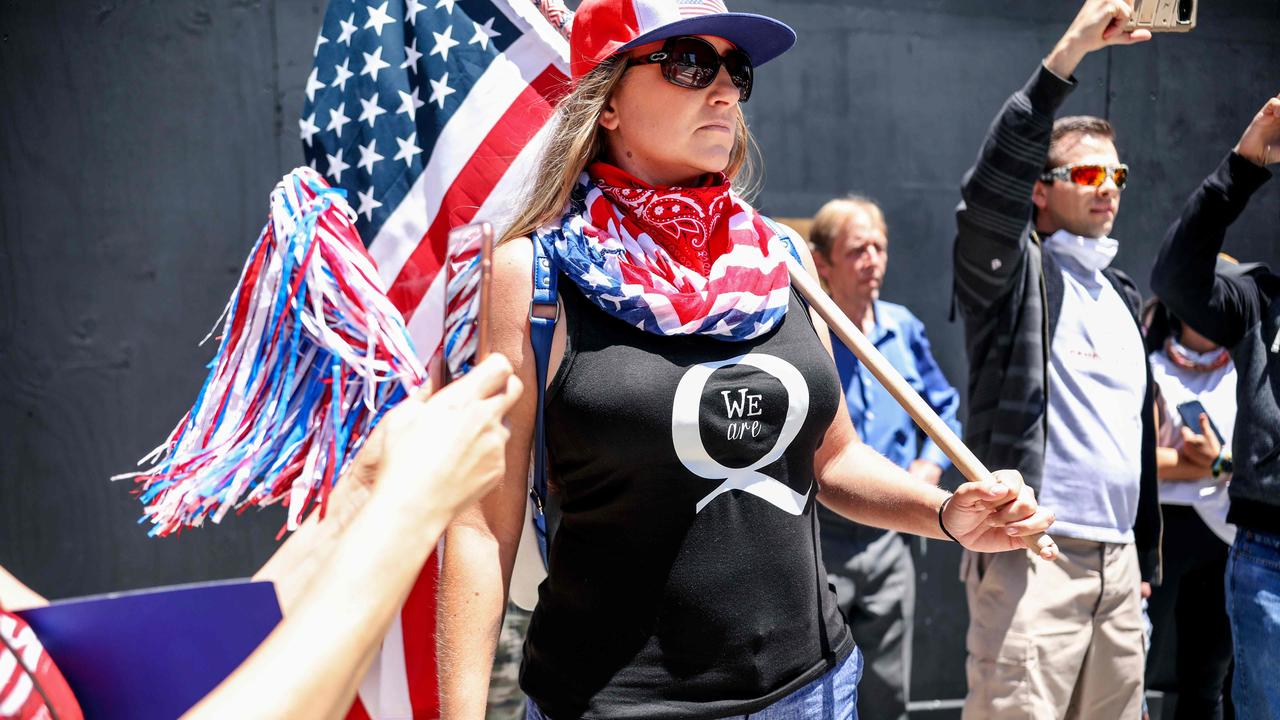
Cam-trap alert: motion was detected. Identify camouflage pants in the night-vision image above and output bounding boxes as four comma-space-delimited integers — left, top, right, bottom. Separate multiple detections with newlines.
486, 603, 533, 720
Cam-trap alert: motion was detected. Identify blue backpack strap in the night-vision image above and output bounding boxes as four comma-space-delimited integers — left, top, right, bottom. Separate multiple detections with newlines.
529, 236, 559, 568
761, 215, 804, 266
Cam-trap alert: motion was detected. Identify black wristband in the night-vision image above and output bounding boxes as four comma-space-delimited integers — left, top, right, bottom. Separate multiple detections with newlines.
938, 494, 960, 543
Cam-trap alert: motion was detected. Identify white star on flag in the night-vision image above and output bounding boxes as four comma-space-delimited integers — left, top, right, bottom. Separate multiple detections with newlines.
326, 148, 351, 183
358, 92, 386, 127
325, 102, 351, 135
305, 66, 325, 102
313, 32, 328, 56
299, 112, 320, 146
581, 266, 612, 288
430, 25, 460, 61
469, 18, 500, 50
356, 187, 383, 220
297, 0, 582, 712
331, 58, 354, 91
709, 319, 735, 336
405, 0, 428, 25
397, 87, 425, 121
428, 73, 456, 109
394, 133, 423, 166
364, 1, 396, 36
357, 139, 384, 174
361, 46, 391, 81
401, 38, 423, 72
337, 13, 357, 45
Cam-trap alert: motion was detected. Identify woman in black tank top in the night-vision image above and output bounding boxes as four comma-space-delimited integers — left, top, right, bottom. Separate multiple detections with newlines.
437, 2, 1058, 718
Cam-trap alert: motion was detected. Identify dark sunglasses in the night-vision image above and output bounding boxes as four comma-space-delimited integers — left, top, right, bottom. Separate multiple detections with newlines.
626, 36, 754, 102
1040, 163, 1130, 190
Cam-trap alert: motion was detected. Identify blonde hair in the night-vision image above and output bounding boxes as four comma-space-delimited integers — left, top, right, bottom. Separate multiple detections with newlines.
500, 58, 762, 245
808, 195, 886, 259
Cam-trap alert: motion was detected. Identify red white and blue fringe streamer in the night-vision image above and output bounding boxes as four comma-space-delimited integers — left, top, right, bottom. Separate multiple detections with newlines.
118, 168, 429, 537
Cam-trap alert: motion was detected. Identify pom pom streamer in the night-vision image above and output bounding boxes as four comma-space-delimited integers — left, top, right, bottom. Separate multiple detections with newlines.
118, 168, 427, 536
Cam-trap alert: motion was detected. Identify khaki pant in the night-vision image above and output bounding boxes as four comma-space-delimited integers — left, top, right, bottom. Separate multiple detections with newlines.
961, 537, 1145, 720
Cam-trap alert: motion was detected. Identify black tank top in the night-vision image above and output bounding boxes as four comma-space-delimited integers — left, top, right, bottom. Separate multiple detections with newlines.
520, 277, 854, 719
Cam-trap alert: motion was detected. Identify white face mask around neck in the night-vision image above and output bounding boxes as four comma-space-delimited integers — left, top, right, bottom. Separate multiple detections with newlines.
1043, 229, 1119, 273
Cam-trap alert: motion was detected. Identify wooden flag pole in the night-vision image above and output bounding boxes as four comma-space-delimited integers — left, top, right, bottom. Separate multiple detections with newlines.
787, 265, 1054, 555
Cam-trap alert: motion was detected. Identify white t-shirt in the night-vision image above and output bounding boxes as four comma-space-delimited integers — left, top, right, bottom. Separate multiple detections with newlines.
1150, 344, 1237, 545
1038, 252, 1147, 544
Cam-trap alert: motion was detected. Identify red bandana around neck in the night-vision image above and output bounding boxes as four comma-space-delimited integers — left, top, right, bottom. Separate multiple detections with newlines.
589, 162, 733, 277
533, 168, 799, 342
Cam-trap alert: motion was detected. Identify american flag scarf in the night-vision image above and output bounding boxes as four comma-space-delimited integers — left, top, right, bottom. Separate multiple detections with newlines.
536, 165, 799, 340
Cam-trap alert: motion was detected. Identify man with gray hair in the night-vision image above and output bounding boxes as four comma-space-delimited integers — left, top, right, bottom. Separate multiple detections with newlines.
811, 195, 962, 720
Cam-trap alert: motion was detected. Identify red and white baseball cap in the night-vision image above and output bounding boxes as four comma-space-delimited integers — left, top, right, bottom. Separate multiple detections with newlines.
569, 0, 797, 80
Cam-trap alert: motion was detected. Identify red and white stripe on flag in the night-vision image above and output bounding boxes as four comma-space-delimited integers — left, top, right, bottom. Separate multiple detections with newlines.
302, 0, 571, 717
675, 0, 729, 16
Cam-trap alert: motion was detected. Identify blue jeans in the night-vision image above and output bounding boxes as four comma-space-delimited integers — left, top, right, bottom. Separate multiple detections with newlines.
525, 647, 862, 720
740, 648, 862, 720
1226, 529, 1280, 720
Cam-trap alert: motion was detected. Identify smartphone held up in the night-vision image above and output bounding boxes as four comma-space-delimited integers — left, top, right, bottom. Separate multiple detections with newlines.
443, 222, 496, 383
1125, 0, 1197, 33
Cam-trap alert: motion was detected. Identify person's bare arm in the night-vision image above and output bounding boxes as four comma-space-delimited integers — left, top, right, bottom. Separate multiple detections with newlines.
1156, 412, 1223, 482
251, 465, 376, 615
438, 237, 546, 719
787, 238, 1056, 557
186, 355, 520, 720
0, 564, 47, 611
811, 348, 1054, 555
1156, 447, 1213, 481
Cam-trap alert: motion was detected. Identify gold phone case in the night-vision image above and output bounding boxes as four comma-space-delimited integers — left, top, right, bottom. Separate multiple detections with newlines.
1125, 0, 1198, 33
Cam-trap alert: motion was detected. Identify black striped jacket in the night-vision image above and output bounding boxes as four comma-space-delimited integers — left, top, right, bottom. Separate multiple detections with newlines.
952, 65, 1161, 582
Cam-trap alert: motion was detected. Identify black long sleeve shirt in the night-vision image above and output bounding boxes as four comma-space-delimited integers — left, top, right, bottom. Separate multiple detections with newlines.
1150, 152, 1279, 533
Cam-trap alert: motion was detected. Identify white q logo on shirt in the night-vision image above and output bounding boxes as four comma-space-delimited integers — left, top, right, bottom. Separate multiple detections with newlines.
671, 353, 811, 515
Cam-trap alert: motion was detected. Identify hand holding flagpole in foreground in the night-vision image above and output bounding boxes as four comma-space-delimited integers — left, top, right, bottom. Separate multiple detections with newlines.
788, 265, 1058, 559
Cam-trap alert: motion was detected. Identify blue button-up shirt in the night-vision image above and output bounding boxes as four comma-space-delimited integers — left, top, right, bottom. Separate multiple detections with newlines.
830, 301, 962, 471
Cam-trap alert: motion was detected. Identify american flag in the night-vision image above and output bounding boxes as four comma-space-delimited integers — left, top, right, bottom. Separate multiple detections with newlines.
300, 1, 570, 717
675, 0, 728, 16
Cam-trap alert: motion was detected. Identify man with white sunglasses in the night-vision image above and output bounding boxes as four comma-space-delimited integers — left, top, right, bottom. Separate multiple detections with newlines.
951, 1, 1163, 717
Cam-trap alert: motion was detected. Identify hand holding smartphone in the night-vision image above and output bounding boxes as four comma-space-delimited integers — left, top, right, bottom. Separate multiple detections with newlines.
1176, 399, 1225, 445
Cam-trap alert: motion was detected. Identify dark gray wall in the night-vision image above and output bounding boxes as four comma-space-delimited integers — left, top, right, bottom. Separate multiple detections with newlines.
1, 0, 327, 594
3, 0, 1278, 706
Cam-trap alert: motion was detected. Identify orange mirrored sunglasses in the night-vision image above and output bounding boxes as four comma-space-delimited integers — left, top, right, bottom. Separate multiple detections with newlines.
1040, 163, 1129, 190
